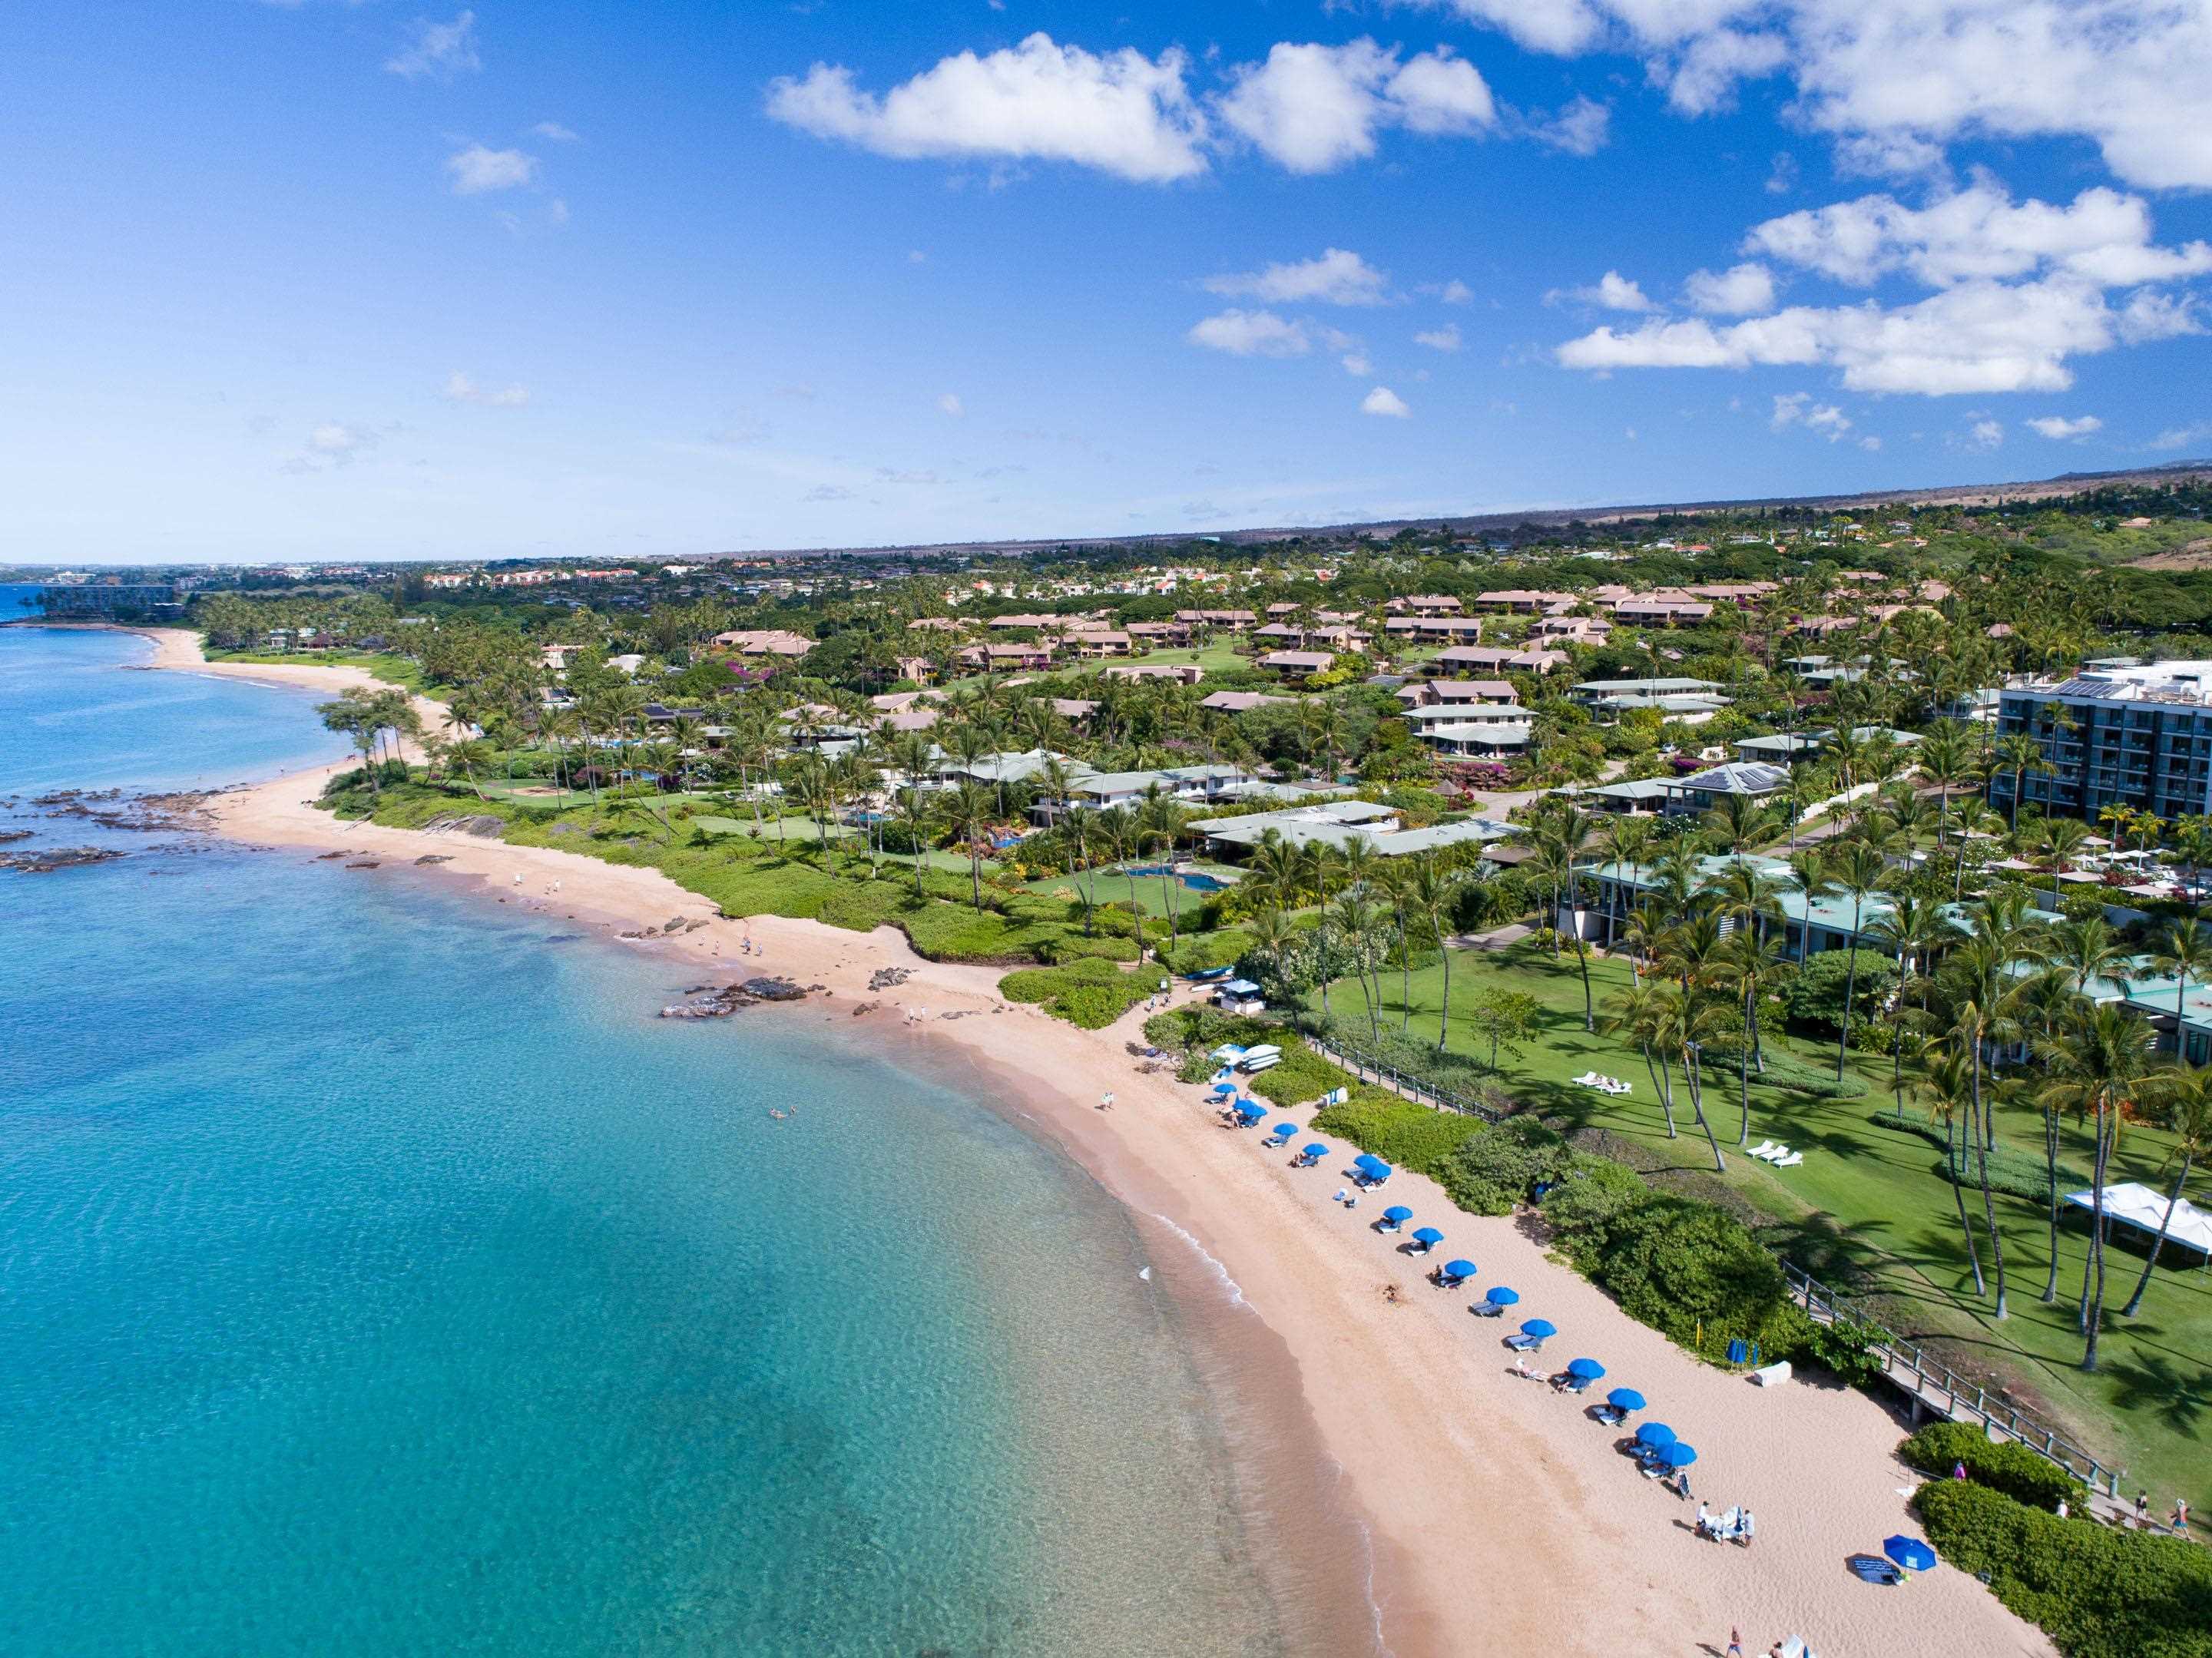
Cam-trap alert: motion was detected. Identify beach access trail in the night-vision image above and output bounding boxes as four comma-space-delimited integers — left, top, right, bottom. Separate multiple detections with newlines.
154, 634, 2051, 1658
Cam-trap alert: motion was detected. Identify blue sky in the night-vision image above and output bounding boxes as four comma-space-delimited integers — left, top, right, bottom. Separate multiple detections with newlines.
6, 2, 2210, 564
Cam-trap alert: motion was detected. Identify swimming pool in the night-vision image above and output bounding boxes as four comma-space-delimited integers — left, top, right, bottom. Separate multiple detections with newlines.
1124, 865, 1230, 892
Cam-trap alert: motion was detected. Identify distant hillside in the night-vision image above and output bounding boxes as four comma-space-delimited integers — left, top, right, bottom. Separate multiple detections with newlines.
733, 458, 2212, 561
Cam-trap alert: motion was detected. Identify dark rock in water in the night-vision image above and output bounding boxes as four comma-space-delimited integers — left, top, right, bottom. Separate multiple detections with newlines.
316, 851, 348, 861
656, 976, 804, 1019
346, 861, 381, 869
0, 829, 31, 845
414, 854, 452, 865
1, 846, 125, 874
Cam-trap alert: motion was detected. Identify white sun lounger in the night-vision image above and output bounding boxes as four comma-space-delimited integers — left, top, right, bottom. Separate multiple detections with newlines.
1773, 1152, 1804, 1168
1752, 1144, 1790, 1163
1747, 1140, 1778, 1160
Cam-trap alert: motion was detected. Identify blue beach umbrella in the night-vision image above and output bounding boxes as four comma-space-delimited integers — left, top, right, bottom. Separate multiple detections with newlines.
1270, 1121, 1298, 1138
1485, 1286, 1520, 1307
1382, 1204, 1415, 1223
1883, 1536, 1937, 1573
1300, 1142, 1329, 1161
1409, 1226, 1445, 1250
1635, 1422, 1677, 1449
1441, 1259, 1477, 1282
1662, 1442, 1698, 1470
1233, 1099, 1266, 1123
1520, 1319, 1558, 1339
1568, 1358, 1606, 1380
1211, 1081, 1237, 1097
1604, 1388, 1646, 1414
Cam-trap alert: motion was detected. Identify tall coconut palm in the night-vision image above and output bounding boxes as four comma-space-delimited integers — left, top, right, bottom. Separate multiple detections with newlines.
1715, 925, 1792, 1146
2150, 922, 2212, 1067
1603, 979, 1681, 1139
1918, 1036, 1988, 1295
1823, 841, 1892, 1081
1940, 932, 2025, 1317
2036, 1001, 2155, 1371
1868, 892, 1954, 1120
1137, 784, 1188, 960
2121, 1067, 2212, 1319
1597, 815, 1655, 955
939, 780, 995, 911
893, 785, 935, 896
2035, 815, 2094, 909
1992, 731, 2054, 832
1406, 857, 1462, 1051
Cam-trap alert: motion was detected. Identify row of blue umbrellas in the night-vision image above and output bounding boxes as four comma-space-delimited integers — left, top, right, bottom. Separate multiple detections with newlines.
1635, 1420, 1700, 1471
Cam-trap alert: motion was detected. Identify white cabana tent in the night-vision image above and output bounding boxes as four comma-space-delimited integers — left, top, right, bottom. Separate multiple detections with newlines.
2064, 1183, 2212, 1262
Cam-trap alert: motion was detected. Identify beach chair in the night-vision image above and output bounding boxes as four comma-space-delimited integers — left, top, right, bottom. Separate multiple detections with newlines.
1561, 1372, 1594, 1394
1504, 1332, 1546, 1352
1747, 1140, 1778, 1160
1469, 1300, 1505, 1318
1572, 1071, 1599, 1087
1753, 1143, 1791, 1163
1773, 1152, 1804, 1168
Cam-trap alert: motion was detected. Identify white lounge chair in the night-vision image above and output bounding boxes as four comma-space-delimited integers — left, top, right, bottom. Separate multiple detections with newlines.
1773, 1152, 1804, 1169
1572, 1071, 1600, 1087
1753, 1143, 1790, 1163
1747, 1140, 1778, 1160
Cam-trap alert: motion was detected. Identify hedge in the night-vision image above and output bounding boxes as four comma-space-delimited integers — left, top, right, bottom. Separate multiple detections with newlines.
1704, 1044, 1869, 1100
1437, 1116, 1572, 1215
1914, 1479, 2212, 1658
1311, 1092, 1485, 1177
1867, 1113, 2081, 1200
1245, 1044, 1357, 1109
1902, 1422, 2088, 1512
997, 958, 1153, 1028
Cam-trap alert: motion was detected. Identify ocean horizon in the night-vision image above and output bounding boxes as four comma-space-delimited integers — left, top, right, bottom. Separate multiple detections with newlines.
0, 627, 1343, 1656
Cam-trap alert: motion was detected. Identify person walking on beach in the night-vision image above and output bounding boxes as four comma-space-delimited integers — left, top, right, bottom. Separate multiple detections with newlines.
1098, 1091, 1114, 1111
1726, 1624, 1743, 1656
2172, 1497, 2190, 1533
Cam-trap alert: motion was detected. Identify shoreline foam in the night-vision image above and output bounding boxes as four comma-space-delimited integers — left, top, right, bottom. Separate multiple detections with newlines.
143, 626, 2052, 1658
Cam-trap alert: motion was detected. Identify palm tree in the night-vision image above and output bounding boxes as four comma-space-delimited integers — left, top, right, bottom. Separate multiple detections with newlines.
1703, 793, 1777, 864
1406, 857, 1461, 1050
2150, 922, 2212, 1067
1868, 892, 1953, 1119
1137, 784, 1188, 961
1603, 980, 1681, 1138
1822, 842, 1892, 1081
938, 780, 995, 910
2120, 1067, 2212, 1318
2037, 1001, 2156, 1371
2035, 815, 2094, 910
1369, 860, 1415, 1033
1248, 829, 1305, 915
1526, 836, 1596, 1031
1597, 815, 1655, 952
1327, 890, 1381, 1034
1992, 731, 2054, 832
1918, 1036, 1988, 1295
1941, 931, 2025, 1317
1715, 925, 1791, 1146
893, 785, 935, 896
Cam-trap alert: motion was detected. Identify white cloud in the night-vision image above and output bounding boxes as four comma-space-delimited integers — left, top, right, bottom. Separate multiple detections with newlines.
1434, 279, 1475, 304
289, 422, 380, 472
938, 392, 965, 417
529, 121, 581, 142
1555, 270, 1656, 312
764, 33, 1208, 183
1216, 40, 1495, 174
2151, 421, 2212, 452
1414, 324, 1462, 351
1963, 418, 2005, 451
1771, 391, 1853, 439
1204, 247, 1389, 306
1341, 351, 1373, 376
1558, 276, 2174, 395
1187, 309, 1311, 356
1528, 94, 1611, 156
1746, 184, 2212, 290
1431, 0, 2212, 190
1362, 386, 1412, 418
2025, 414, 2101, 439
1683, 261, 1777, 315
386, 11, 479, 81
445, 372, 529, 408
445, 144, 538, 194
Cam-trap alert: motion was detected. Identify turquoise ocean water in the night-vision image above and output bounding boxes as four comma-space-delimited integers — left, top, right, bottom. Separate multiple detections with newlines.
0, 625, 1320, 1656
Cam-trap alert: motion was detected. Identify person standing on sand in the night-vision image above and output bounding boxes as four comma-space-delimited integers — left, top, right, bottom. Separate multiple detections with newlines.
1727, 1626, 1743, 1656
1098, 1091, 1114, 1111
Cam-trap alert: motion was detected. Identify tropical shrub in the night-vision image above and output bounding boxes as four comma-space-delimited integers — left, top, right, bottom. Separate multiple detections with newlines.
1866, 1114, 2079, 1200
1705, 1044, 1869, 1100
1245, 1044, 1356, 1109
996, 958, 1151, 1028
1781, 948, 1899, 1036
1437, 1115, 1572, 1215
1535, 1157, 1655, 1270
1310, 1091, 1485, 1176
1914, 1479, 2212, 1658
1901, 1423, 2088, 1511
1797, 1319, 1891, 1388
1591, 1195, 1798, 1355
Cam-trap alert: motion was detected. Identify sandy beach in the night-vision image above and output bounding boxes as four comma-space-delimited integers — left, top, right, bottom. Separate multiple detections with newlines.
137, 627, 2051, 1658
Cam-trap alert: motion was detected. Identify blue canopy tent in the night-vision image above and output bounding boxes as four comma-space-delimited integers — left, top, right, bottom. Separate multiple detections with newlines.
1409, 1226, 1444, 1253
1604, 1388, 1645, 1414
1883, 1536, 1936, 1573
1379, 1205, 1415, 1232
1568, 1358, 1605, 1379
1232, 1099, 1267, 1125
1297, 1142, 1329, 1166
1635, 1422, 1677, 1450
1439, 1259, 1477, 1285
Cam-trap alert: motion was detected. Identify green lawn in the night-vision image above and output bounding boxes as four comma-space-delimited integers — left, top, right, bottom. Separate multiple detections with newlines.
1319, 942, 2212, 1510
207, 649, 434, 696
1018, 862, 1237, 918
